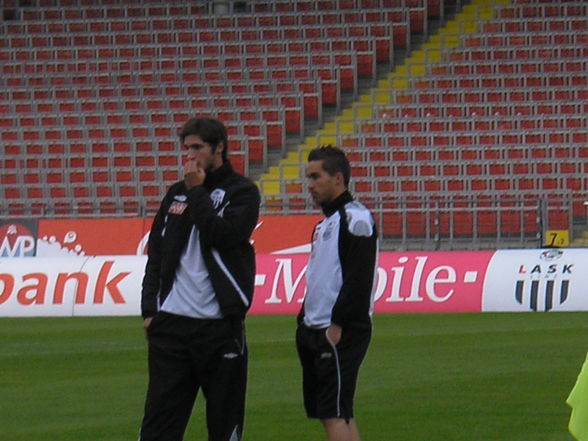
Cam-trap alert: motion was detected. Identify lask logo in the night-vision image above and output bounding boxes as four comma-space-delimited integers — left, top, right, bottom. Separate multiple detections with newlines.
514, 249, 571, 312
514, 280, 570, 312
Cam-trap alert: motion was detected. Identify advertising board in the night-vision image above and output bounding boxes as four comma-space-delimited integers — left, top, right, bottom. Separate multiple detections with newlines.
1, 249, 586, 317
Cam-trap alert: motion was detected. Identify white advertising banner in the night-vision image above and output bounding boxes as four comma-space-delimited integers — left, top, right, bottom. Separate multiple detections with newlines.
482, 248, 588, 312
0, 256, 145, 317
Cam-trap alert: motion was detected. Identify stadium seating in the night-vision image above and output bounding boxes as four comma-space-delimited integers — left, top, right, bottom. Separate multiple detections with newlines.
257, 0, 587, 242
1, 0, 586, 248
0, 0, 419, 218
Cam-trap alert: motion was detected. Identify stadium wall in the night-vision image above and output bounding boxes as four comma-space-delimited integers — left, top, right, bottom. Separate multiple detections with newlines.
1, 217, 586, 317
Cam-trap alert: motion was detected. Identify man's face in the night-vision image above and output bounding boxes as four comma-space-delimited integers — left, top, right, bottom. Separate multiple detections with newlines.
306, 160, 340, 205
183, 134, 220, 173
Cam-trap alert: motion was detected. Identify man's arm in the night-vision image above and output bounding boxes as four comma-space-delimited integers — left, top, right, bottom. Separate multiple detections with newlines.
331, 211, 378, 330
186, 183, 261, 249
140, 200, 167, 319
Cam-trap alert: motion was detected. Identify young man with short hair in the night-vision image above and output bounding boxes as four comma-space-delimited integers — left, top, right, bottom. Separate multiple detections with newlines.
296, 145, 379, 441
139, 116, 260, 441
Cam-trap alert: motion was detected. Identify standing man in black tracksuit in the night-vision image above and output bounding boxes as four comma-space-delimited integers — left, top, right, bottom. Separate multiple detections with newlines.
296, 146, 378, 441
139, 117, 260, 441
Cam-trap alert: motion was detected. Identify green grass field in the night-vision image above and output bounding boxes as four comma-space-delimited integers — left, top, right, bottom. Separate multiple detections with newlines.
1, 313, 586, 441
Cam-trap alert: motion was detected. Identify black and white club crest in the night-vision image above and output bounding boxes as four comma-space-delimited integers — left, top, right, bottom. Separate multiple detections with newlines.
209, 189, 226, 209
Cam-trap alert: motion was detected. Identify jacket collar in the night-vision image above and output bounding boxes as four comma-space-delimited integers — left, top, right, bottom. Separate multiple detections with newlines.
203, 161, 233, 191
321, 190, 353, 217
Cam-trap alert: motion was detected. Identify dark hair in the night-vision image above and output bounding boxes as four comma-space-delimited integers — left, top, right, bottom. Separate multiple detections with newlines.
307, 145, 350, 186
179, 117, 228, 161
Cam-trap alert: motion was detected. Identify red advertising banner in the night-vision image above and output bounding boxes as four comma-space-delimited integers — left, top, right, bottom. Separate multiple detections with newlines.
251, 252, 493, 314
252, 254, 308, 314
3, 215, 587, 317
250, 215, 321, 254
37, 218, 152, 257
373, 251, 493, 313
32, 215, 320, 257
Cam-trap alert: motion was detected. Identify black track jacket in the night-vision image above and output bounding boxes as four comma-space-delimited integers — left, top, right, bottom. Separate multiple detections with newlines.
298, 191, 378, 331
141, 161, 260, 320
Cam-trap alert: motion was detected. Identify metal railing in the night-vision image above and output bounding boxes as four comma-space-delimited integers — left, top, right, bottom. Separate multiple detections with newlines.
260, 193, 588, 250
1, 194, 586, 251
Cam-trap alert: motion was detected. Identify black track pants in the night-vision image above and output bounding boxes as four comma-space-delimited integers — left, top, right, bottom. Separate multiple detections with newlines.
139, 312, 247, 441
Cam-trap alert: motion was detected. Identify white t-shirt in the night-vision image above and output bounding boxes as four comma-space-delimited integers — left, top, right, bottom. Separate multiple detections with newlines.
161, 226, 223, 319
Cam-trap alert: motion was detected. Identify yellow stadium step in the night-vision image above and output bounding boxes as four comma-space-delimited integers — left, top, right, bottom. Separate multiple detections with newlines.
365, 0, 503, 108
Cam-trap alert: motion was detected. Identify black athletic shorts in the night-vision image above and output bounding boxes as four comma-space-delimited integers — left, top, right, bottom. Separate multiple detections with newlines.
296, 324, 371, 422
